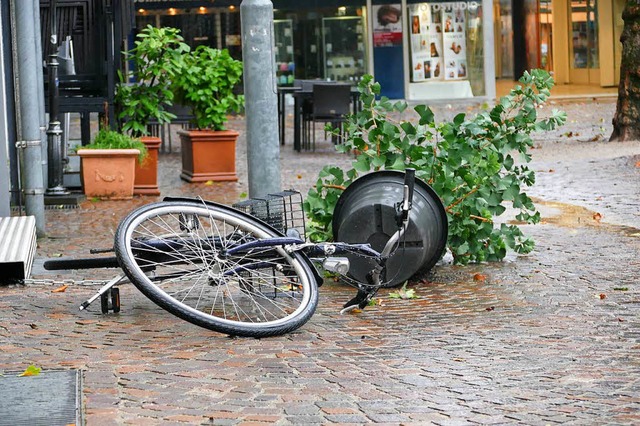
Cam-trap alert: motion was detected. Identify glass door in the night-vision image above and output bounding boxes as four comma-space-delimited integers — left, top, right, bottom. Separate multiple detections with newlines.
539, 0, 553, 72
570, 0, 599, 83
494, 0, 514, 79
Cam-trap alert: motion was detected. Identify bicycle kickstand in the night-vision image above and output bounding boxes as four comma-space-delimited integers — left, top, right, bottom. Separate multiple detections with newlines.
79, 275, 127, 314
340, 287, 378, 315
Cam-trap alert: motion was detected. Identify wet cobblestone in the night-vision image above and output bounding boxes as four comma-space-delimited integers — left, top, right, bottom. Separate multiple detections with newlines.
2, 98, 640, 424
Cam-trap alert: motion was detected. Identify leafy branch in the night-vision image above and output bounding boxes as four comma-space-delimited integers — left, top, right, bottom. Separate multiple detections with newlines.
304, 70, 566, 264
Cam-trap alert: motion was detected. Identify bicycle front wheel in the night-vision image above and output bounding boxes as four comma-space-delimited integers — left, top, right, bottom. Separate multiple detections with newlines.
114, 200, 318, 337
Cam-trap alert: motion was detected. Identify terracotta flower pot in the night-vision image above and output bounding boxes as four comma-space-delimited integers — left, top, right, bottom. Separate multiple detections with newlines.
134, 136, 161, 196
178, 129, 239, 183
77, 149, 140, 200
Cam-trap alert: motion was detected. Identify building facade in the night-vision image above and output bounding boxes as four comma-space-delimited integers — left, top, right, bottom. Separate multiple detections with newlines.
494, 0, 625, 87
135, 0, 495, 100
134, 0, 624, 101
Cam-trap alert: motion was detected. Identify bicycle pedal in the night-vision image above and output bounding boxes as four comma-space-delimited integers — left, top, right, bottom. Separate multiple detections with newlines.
100, 287, 121, 314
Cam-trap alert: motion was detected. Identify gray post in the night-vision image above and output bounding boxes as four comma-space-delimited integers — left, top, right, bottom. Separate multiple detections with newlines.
240, 0, 281, 198
0, 3, 10, 217
14, 0, 46, 235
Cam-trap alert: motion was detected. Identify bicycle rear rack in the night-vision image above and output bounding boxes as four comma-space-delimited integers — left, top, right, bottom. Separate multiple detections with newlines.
233, 190, 306, 241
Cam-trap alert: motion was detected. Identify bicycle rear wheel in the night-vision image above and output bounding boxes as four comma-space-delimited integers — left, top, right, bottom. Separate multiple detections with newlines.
114, 200, 318, 337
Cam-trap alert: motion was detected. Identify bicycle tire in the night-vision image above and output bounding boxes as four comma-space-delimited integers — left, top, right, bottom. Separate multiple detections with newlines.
44, 256, 119, 270
114, 200, 318, 337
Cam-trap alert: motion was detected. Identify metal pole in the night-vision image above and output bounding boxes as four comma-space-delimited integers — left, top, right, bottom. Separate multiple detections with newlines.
240, 0, 281, 198
14, 0, 46, 234
45, 0, 68, 196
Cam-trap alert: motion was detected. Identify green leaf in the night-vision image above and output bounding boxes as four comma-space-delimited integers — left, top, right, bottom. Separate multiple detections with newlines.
353, 156, 371, 173
388, 282, 419, 299
414, 104, 435, 125
18, 365, 41, 377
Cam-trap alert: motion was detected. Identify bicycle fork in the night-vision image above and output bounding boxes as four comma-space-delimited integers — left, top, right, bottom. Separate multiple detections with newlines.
340, 169, 415, 314
339, 222, 408, 314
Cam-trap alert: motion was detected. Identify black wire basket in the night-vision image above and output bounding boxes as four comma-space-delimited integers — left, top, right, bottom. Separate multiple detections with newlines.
233, 190, 306, 241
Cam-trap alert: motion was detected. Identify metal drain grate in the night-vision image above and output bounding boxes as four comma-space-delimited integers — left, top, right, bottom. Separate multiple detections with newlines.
0, 369, 82, 426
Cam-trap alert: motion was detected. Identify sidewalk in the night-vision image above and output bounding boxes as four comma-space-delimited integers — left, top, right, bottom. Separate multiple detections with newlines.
2, 96, 639, 425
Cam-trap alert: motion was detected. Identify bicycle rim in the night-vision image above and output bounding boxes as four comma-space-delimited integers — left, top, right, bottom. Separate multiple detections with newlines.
114, 201, 318, 337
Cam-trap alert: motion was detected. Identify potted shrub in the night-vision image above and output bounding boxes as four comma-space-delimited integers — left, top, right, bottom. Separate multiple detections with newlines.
171, 46, 244, 182
116, 25, 189, 194
77, 129, 148, 200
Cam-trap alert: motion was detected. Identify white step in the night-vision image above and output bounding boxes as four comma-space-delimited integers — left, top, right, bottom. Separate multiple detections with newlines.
0, 216, 37, 281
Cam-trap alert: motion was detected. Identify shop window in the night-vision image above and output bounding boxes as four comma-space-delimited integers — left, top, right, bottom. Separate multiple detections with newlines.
497, 0, 514, 78
322, 16, 367, 82
571, 0, 599, 69
273, 4, 366, 81
540, 0, 553, 72
407, 1, 484, 96
275, 20, 295, 85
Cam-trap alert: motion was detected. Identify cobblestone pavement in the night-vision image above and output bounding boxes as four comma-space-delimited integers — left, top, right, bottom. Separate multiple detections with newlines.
1, 97, 639, 425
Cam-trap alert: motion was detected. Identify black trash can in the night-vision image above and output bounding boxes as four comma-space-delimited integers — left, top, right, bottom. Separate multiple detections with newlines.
332, 171, 448, 287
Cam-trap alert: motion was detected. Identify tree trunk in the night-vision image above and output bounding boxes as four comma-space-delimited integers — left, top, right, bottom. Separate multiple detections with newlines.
611, 3, 640, 141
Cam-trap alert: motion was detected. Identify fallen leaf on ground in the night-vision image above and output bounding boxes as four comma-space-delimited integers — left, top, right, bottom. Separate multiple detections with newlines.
204, 180, 214, 186
599, 293, 607, 300
18, 365, 41, 377
389, 282, 419, 299
486, 306, 495, 312
593, 212, 602, 223
473, 273, 487, 282
635, 160, 640, 168
51, 285, 68, 293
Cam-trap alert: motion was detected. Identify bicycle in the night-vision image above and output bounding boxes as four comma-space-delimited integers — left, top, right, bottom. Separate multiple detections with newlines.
45, 169, 447, 338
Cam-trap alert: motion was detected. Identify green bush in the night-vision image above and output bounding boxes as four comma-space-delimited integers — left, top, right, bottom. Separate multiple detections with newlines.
171, 46, 244, 131
116, 25, 190, 137
304, 69, 566, 264
83, 129, 148, 164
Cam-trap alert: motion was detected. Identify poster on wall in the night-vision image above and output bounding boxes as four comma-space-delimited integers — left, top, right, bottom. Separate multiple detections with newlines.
409, 2, 469, 83
429, 7, 443, 79
373, 4, 403, 47
408, 4, 431, 82
442, 7, 467, 80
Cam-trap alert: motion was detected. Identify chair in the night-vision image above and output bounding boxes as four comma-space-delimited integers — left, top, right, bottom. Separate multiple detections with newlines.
294, 79, 320, 148
309, 83, 351, 150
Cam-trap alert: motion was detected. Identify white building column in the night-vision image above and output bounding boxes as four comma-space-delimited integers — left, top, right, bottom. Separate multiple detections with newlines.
482, 0, 496, 99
